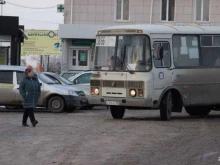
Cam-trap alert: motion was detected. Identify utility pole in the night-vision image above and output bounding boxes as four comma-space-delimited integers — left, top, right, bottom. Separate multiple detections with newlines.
0, 0, 6, 16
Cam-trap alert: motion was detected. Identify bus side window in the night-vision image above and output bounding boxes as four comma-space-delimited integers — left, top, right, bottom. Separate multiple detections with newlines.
201, 35, 220, 67
153, 42, 171, 68
173, 35, 199, 67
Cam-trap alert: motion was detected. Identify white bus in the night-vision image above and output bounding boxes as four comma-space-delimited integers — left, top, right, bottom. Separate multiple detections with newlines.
90, 24, 220, 121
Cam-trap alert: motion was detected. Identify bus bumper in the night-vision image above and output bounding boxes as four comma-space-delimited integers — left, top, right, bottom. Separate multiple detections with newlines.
90, 96, 153, 108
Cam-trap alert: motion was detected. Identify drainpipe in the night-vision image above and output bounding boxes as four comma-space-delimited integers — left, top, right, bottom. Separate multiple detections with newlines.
150, 0, 154, 24
71, 0, 73, 24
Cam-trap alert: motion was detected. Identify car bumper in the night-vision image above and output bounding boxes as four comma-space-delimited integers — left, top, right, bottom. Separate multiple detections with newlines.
63, 95, 88, 108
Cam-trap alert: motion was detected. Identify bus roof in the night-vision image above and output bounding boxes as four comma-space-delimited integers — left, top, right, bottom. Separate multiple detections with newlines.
97, 24, 220, 35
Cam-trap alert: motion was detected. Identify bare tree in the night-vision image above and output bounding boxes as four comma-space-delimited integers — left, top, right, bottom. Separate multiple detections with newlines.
29, 55, 41, 66
47, 56, 61, 73
20, 57, 26, 66
21, 55, 61, 73
56, 61, 61, 73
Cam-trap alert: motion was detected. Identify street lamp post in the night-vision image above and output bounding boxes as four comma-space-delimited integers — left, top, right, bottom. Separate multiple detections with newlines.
0, 0, 6, 16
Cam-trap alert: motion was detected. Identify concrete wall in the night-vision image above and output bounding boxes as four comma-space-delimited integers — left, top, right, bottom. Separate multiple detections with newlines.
64, 0, 220, 25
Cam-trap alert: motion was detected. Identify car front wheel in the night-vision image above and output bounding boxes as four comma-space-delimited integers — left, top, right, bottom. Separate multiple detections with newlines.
48, 96, 65, 113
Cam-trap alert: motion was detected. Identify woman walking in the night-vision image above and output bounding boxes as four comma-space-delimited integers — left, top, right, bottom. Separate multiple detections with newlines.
19, 65, 41, 127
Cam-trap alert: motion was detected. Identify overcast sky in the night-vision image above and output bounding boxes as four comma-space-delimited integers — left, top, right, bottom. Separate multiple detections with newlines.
2, 0, 64, 30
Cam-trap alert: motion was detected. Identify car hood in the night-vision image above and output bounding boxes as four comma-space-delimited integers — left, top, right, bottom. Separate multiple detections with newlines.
50, 84, 83, 92
71, 84, 90, 95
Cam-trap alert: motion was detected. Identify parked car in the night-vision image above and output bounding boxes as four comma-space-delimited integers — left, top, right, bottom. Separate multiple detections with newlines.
44, 72, 76, 86
0, 65, 87, 113
43, 72, 94, 109
60, 71, 82, 80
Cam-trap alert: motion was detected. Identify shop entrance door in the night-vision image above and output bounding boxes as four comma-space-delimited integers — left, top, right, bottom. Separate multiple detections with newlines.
69, 48, 90, 70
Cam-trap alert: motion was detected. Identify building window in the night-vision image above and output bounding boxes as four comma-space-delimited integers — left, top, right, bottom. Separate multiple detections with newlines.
196, 0, 210, 21
72, 50, 76, 66
116, 0, 129, 21
161, 0, 175, 21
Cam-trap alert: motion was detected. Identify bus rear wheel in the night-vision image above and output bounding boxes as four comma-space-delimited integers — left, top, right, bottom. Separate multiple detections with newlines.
110, 106, 125, 119
160, 91, 173, 121
185, 106, 211, 117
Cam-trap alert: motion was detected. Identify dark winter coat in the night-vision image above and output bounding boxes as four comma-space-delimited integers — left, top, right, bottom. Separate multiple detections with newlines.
19, 74, 41, 108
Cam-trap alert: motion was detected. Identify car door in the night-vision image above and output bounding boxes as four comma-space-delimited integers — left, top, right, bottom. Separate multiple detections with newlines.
0, 71, 16, 104
15, 71, 24, 104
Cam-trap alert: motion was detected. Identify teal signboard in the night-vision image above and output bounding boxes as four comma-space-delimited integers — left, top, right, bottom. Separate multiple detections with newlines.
72, 39, 95, 46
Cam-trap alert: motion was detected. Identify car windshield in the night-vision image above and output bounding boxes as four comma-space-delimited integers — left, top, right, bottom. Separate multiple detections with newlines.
55, 73, 73, 85
94, 35, 151, 72
37, 73, 56, 84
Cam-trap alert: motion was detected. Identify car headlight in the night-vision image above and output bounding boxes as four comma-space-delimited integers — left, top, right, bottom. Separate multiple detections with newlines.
68, 90, 77, 96
94, 88, 99, 95
130, 89, 136, 97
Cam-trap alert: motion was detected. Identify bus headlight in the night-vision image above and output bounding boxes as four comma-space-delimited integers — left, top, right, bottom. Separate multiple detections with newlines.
130, 89, 136, 97
94, 88, 99, 95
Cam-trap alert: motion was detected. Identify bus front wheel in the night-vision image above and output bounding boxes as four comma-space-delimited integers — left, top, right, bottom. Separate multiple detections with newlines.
110, 106, 125, 119
185, 106, 211, 117
160, 91, 173, 121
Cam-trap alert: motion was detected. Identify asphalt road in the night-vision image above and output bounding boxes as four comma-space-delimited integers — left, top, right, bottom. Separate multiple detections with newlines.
0, 107, 220, 165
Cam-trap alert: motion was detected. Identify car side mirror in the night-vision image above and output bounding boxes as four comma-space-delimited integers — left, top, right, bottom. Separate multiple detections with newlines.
40, 83, 42, 87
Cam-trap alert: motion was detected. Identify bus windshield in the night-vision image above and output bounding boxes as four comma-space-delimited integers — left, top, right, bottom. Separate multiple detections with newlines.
94, 35, 151, 72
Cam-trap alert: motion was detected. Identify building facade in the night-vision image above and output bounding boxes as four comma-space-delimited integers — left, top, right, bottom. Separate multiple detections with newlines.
59, 0, 217, 71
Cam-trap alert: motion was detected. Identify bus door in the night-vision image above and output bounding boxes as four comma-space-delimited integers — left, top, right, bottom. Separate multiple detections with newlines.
152, 40, 173, 90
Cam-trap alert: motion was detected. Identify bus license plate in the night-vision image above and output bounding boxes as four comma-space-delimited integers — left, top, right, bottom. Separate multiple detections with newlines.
106, 101, 120, 105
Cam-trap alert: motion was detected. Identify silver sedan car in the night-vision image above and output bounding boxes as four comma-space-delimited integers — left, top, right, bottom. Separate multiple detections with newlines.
42, 72, 93, 109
